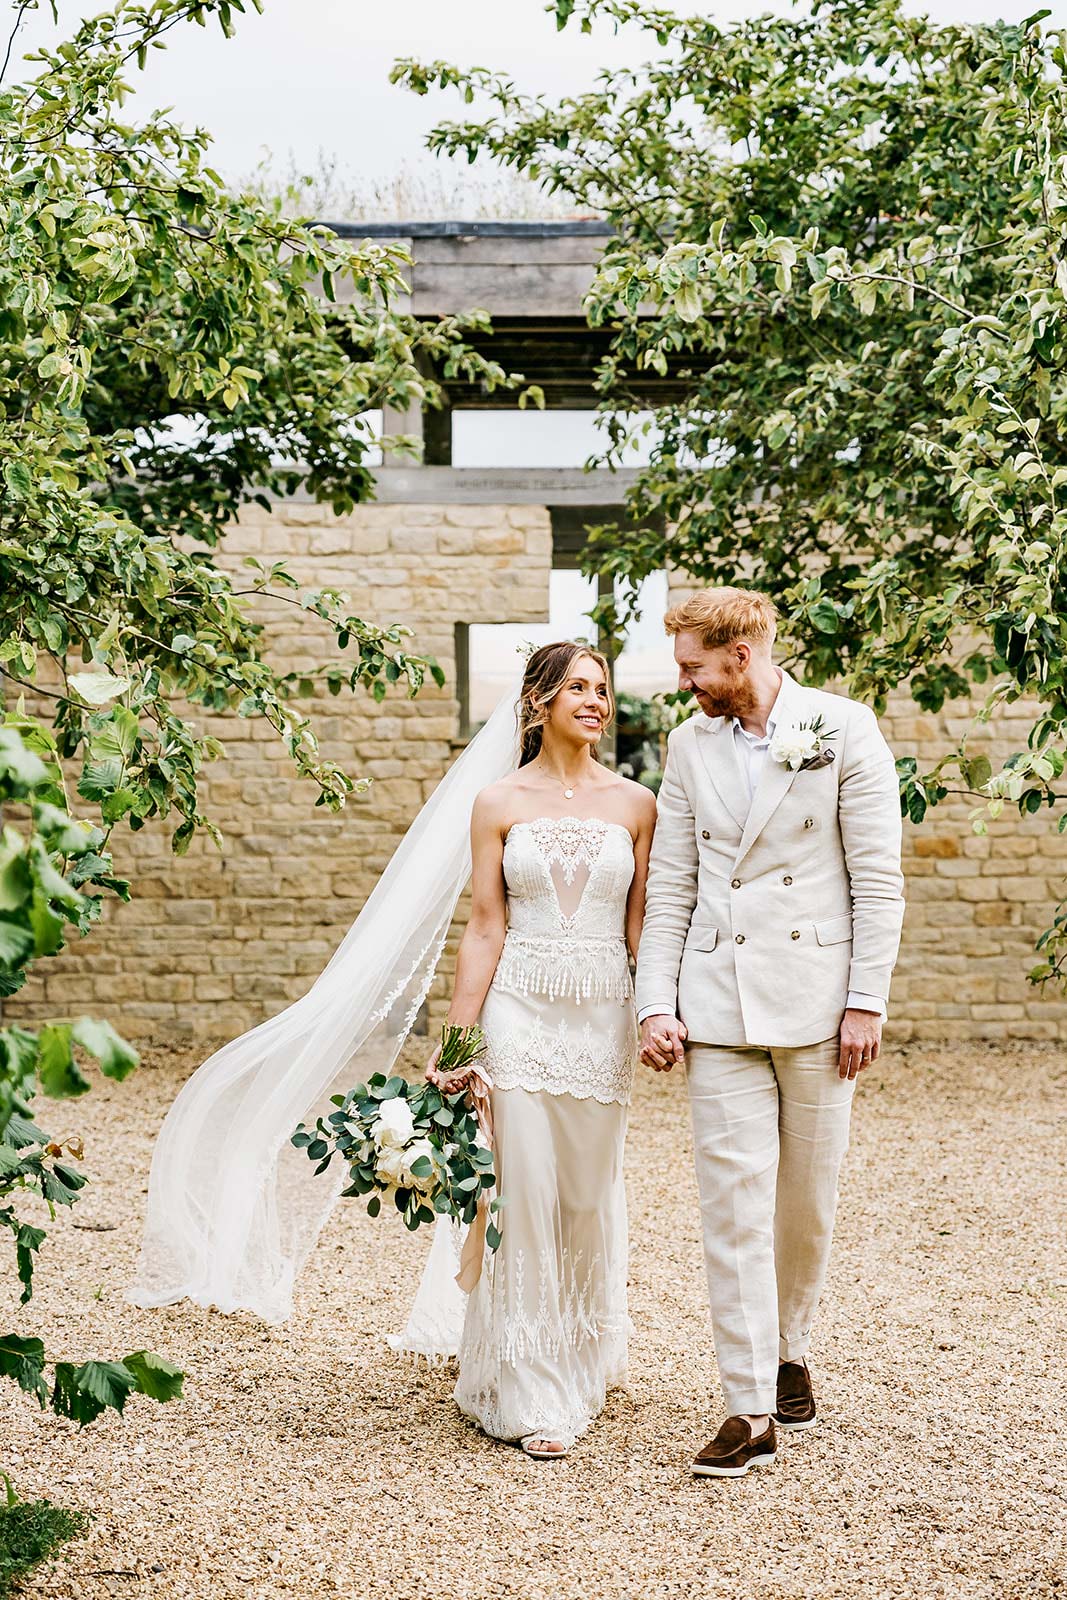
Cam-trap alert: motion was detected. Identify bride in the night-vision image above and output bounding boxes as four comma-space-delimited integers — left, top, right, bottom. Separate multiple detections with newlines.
127, 639, 655, 1460
427, 641, 655, 1457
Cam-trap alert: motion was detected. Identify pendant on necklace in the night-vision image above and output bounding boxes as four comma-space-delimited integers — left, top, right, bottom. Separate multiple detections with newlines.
564, 788, 574, 799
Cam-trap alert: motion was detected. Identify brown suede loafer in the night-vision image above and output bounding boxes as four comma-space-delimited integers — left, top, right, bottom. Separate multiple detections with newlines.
774, 1360, 818, 1431
692, 1416, 777, 1478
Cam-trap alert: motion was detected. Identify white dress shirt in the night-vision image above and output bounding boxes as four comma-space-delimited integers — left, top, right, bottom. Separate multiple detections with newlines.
638, 680, 886, 1025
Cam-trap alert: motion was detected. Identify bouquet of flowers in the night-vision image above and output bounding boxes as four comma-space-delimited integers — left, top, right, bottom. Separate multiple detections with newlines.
292, 1023, 501, 1250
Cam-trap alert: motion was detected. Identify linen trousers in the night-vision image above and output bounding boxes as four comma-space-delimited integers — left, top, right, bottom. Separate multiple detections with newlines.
685, 1038, 855, 1416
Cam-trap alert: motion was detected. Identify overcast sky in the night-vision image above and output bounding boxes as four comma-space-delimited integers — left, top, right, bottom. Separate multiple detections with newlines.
14, 0, 1067, 199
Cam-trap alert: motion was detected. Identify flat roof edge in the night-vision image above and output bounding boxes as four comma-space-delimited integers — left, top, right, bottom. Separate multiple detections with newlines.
316, 219, 614, 238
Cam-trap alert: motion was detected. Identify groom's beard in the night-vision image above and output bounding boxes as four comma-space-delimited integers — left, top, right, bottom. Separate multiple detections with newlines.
695, 669, 759, 722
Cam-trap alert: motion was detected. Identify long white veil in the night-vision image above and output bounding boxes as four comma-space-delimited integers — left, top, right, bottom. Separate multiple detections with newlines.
127, 672, 522, 1327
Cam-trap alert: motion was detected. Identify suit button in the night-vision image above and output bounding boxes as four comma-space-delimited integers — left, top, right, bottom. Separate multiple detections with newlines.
735, 934, 745, 945
803, 817, 814, 830
701, 829, 711, 840
731, 878, 741, 889
790, 929, 800, 940
783, 875, 793, 886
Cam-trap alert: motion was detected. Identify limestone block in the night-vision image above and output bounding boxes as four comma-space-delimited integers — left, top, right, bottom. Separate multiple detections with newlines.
442, 506, 500, 527
390, 528, 439, 555
997, 876, 1057, 903
973, 903, 1021, 927
473, 528, 526, 555
438, 529, 475, 555
932, 858, 982, 878
912, 836, 962, 859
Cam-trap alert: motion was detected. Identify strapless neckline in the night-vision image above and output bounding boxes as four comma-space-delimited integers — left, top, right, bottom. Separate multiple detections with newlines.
504, 816, 635, 848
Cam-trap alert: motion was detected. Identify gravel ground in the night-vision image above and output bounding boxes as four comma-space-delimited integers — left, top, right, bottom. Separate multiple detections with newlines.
3, 1040, 1066, 1600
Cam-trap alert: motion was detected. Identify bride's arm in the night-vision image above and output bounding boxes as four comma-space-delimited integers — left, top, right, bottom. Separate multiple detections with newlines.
447, 795, 508, 1028
624, 787, 659, 965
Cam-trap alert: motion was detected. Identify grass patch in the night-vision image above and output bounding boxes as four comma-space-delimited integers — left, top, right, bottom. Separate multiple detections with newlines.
0, 1486, 87, 1600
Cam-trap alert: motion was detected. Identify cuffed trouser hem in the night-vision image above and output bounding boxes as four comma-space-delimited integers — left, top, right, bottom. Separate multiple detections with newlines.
779, 1332, 811, 1362
723, 1387, 777, 1417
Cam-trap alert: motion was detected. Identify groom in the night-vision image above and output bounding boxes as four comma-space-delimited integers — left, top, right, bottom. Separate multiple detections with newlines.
635, 587, 904, 1478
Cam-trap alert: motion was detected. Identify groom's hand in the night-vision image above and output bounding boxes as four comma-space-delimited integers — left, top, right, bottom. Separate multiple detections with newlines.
639, 1014, 688, 1072
838, 1008, 882, 1080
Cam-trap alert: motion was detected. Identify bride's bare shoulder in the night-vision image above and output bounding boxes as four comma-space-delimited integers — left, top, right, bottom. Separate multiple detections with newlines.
471, 776, 522, 828
612, 774, 658, 827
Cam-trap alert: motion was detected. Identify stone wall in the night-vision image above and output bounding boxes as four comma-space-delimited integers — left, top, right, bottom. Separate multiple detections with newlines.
6, 502, 1067, 1047
4, 499, 550, 1050
880, 694, 1067, 1041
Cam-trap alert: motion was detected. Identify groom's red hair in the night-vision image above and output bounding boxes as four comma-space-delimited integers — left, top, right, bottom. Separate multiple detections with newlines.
663, 587, 778, 651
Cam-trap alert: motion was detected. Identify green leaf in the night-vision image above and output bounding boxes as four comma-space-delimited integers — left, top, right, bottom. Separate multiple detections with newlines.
71, 1017, 139, 1081
52, 1359, 137, 1425
3, 462, 32, 499
14, 1222, 46, 1305
0, 918, 33, 969
0, 730, 49, 789
0, 1333, 47, 1402
36, 1024, 90, 1099
809, 600, 840, 634
122, 1349, 184, 1403
674, 283, 703, 323
29, 891, 66, 958
68, 671, 130, 706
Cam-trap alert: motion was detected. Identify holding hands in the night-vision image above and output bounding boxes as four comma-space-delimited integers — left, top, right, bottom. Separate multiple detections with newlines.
639, 1013, 688, 1072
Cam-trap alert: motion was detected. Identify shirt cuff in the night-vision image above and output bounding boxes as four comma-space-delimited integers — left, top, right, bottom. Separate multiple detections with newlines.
846, 990, 886, 1018
637, 1005, 676, 1024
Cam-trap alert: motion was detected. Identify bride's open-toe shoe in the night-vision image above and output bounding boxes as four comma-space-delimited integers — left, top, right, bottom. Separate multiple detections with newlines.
520, 1436, 569, 1461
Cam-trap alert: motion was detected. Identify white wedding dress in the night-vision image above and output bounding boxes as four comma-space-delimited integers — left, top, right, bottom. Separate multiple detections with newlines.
452, 814, 638, 1449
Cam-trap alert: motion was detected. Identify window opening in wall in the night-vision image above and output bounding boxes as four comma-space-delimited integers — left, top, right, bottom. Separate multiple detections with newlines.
451, 409, 663, 469
456, 518, 675, 790
613, 568, 676, 791
458, 568, 599, 734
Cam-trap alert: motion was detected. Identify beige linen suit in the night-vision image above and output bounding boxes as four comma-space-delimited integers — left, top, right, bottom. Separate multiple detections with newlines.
635, 669, 905, 1415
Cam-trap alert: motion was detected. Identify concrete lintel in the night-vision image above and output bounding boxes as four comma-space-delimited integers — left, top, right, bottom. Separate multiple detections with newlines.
322, 220, 614, 240
370, 466, 642, 505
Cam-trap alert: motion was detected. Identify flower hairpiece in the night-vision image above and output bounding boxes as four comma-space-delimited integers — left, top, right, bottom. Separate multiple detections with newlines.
515, 635, 597, 663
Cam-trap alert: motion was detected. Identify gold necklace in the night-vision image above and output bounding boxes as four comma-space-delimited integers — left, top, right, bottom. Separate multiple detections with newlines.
537, 760, 586, 801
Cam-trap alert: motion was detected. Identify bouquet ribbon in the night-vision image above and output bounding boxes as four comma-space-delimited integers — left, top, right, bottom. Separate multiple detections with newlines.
455, 1068, 495, 1294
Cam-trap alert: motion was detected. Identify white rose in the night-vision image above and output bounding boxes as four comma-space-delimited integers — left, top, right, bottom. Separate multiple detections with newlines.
375, 1144, 408, 1188
402, 1137, 437, 1193
770, 726, 818, 770
375, 1096, 415, 1148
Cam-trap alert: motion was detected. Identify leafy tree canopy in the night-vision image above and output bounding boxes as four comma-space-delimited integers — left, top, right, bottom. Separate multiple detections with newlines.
395, 0, 1067, 980
0, 0, 524, 1426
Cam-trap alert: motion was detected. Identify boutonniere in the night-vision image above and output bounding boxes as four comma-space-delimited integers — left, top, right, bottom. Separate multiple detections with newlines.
769, 715, 838, 772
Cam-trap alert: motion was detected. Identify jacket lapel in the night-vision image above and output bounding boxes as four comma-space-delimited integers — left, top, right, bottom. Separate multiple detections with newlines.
694, 714, 749, 832
733, 670, 809, 867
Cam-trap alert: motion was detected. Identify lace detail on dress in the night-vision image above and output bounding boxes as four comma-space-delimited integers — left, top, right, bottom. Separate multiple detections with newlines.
462, 1247, 625, 1365
455, 1243, 629, 1449
482, 815, 638, 1105
483, 1013, 636, 1106
492, 932, 632, 1006
502, 816, 635, 943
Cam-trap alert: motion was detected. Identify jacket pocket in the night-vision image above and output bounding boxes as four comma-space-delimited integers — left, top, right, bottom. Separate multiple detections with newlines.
813, 913, 853, 947
684, 926, 719, 952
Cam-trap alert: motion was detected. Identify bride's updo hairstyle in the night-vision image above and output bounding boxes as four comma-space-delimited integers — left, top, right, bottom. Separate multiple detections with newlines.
518, 640, 615, 768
